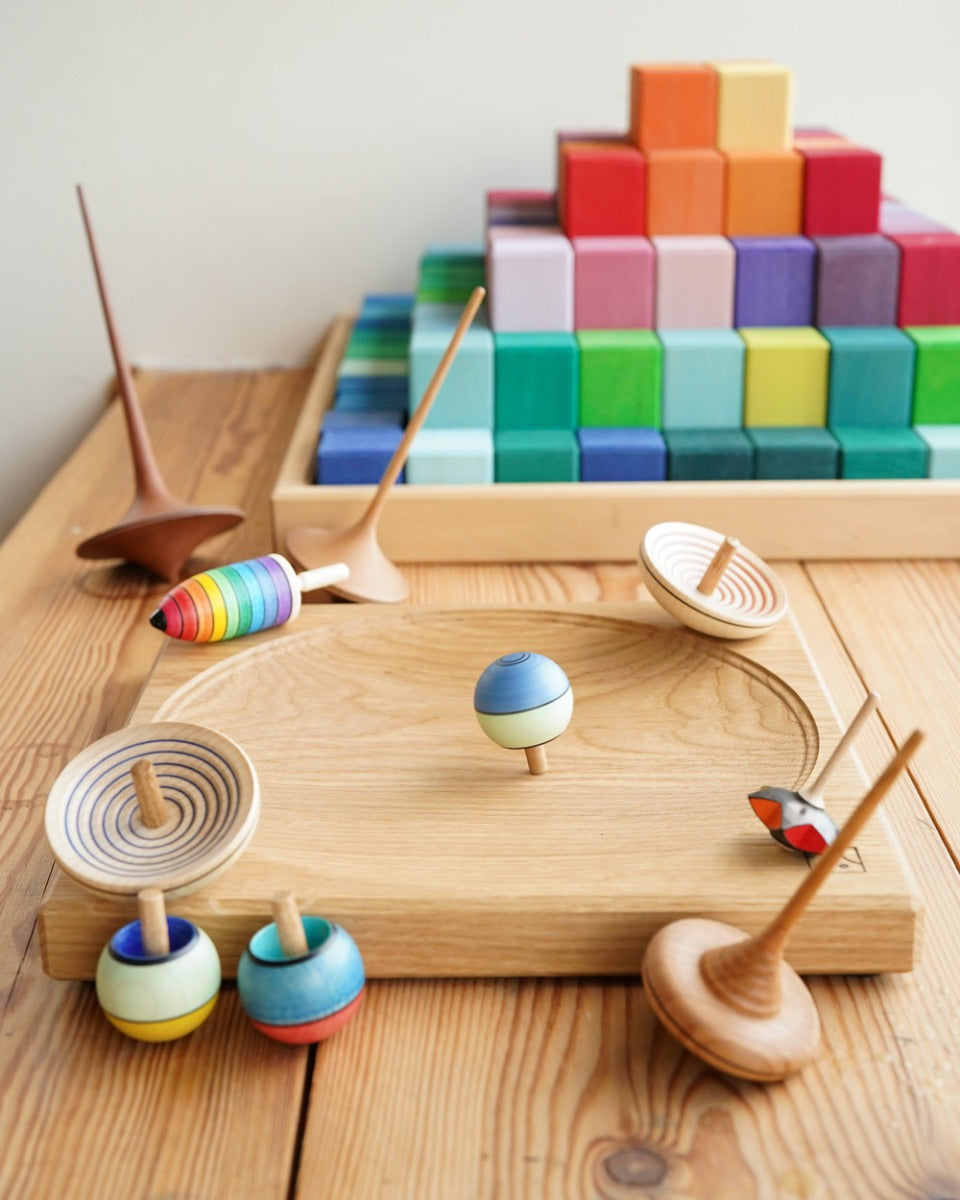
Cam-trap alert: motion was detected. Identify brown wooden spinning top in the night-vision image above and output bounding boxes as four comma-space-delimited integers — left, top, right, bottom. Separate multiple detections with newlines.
286, 286, 486, 604
75, 185, 244, 581
642, 730, 923, 1082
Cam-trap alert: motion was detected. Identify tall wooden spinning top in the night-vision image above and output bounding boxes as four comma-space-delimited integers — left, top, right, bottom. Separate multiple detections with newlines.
286, 285, 486, 604
75, 185, 244, 581
642, 730, 922, 1082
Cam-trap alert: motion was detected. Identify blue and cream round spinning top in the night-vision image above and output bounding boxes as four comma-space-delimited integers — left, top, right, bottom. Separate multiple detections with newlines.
473, 652, 573, 774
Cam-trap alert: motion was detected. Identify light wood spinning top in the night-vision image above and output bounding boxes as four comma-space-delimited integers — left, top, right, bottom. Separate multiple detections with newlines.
642, 730, 922, 1081
45, 721, 260, 898
639, 522, 787, 639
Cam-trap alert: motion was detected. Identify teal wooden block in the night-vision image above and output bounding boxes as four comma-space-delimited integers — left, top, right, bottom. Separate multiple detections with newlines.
494, 334, 579, 430
747, 426, 839, 478
406, 428, 494, 484
914, 425, 960, 477
833, 426, 928, 478
577, 331, 662, 427
409, 305, 494, 429
495, 429, 580, 482
665, 428, 753, 480
660, 329, 744, 430
823, 327, 915, 426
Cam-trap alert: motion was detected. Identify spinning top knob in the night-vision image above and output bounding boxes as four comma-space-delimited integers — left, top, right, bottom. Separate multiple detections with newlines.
473, 652, 573, 775
95, 887, 221, 1041
237, 892, 365, 1045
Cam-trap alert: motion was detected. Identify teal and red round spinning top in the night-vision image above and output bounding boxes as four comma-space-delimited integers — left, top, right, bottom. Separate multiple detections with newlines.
473, 651, 573, 775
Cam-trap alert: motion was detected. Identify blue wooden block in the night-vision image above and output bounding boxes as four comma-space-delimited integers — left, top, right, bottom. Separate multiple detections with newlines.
915, 425, 960, 477
321, 409, 405, 431
833, 426, 929, 478
665, 428, 754, 480
577, 427, 667, 481
823, 327, 915, 426
409, 304, 494, 428
315, 427, 405, 485
660, 329, 744, 430
333, 378, 409, 412
747, 427, 839, 478
731, 236, 816, 326
406, 428, 494, 484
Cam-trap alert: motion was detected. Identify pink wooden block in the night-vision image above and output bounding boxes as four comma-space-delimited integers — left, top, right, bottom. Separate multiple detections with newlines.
572, 237, 655, 329
653, 236, 735, 329
487, 226, 574, 333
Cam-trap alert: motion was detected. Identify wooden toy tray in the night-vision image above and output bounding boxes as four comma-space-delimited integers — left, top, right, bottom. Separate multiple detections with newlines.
269, 317, 960, 562
39, 602, 921, 981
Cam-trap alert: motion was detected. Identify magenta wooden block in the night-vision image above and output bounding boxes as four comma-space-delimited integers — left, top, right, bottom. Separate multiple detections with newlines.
653, 236, 735, 329
813, 235, 900, 326
572, 236, 655, 329
487, 226, 574, 333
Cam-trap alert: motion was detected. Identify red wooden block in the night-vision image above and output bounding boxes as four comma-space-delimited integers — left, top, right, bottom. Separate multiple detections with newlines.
558, 142, 647, 237
888, 232, 960, 325
801, 146, 882, 236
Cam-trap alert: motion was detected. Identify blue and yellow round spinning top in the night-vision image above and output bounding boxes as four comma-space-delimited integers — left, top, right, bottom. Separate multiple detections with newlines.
473, 651, 573, 774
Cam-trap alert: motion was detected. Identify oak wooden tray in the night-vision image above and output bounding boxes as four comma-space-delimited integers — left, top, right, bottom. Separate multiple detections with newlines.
269, 317, 960, 562
38, 602, 922, 980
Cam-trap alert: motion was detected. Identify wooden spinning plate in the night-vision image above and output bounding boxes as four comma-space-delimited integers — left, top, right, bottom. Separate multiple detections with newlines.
38, 603, 921, 980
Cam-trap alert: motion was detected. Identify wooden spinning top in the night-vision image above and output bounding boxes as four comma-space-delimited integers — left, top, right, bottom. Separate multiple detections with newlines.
642, 731, 922, 1081
639, 522, 787, 639
473, 652, 573, 775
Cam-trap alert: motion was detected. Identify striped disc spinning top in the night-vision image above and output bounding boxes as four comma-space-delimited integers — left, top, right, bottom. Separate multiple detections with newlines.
639, 521, 787, 640
44, 722, 260, 898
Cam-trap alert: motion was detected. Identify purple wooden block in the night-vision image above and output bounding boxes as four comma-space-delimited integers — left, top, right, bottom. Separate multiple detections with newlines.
731, 237, 816, 327
879, 200, 952, 236
813, 234, 900, 326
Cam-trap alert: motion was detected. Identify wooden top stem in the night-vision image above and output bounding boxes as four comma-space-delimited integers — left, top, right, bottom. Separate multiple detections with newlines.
131, 758, 173, 829
271, 891, 310, 958
697, 536, 740, 595
137, 887, 170, 956
804, 691, 880, 807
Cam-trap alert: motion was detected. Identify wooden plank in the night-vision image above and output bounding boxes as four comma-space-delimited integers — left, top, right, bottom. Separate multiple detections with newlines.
270, 319, 960, 562
293, 562, 960, 1199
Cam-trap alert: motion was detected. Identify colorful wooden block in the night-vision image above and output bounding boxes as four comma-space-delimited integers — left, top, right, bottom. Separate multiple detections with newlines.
712, 62, 793, 150
747, 427, 840, 479
314, 427, 405, 486
833, 426, 928, 479
558, 142, 647, 237
494, 429, 579, 482
653, 236, 735, 329
801, 146, 882, 236
355, 293, 414, 331
628, 63, 717, 150
486, 190, 557, 228
577, 331, 662, 427
813, 235, 900, 326
333, 377, 409, 413
659, 330, 744, 429
321, 409, 405, 431
646, 149, 725, 235
494, 334, 579, 430
416, 245, 486, 303
487, 226, 574, 333
723, 149, 803, 236
907, 326, 960, 423
890, 234, 960, 325
731, 236, 816, 327
740, 328, 830, 426
915, 425, 960, 477
409, 305, 494, 428
343, 327, 411, 360
572, 236, 655, 329
406, 428, 494, 484
665, 428, 754, 480
576, 427, 667, 481
880, 199, 952, 236
822, 327, 915, 426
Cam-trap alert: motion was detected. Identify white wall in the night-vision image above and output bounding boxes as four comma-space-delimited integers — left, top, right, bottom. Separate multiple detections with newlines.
2, 0, 958, 539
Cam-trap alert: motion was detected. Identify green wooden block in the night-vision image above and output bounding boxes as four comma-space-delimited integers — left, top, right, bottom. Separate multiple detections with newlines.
833, 426, 929, 478
343, 328, 411, 360
915, 425, 960, 477
906, 326, 960, 423
822, 327, 915, 426
665, 428, 753, 480
494, 429, 580, 482
577, 331, 662, 427
495, 334, 579, 430
747, 427, 839, 479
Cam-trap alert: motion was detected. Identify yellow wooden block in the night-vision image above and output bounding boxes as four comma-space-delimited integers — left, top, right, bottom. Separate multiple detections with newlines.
712, 61, 793, 150
741, 327, 830, 426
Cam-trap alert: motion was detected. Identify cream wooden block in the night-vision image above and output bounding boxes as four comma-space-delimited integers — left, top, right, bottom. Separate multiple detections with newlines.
38, 603, 922, 981
712, 61, 794, 150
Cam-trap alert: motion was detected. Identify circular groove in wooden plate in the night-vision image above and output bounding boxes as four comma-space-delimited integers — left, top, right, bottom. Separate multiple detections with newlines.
45, 722, 260, 897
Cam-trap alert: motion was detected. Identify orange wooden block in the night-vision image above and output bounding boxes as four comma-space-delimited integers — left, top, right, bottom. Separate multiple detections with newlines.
646, 149, 725, 235
724, 149, 804, 236
629, 63, 717, 150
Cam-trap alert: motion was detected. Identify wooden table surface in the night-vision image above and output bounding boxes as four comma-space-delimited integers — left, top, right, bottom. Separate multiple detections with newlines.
2, 367, 959, 1199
